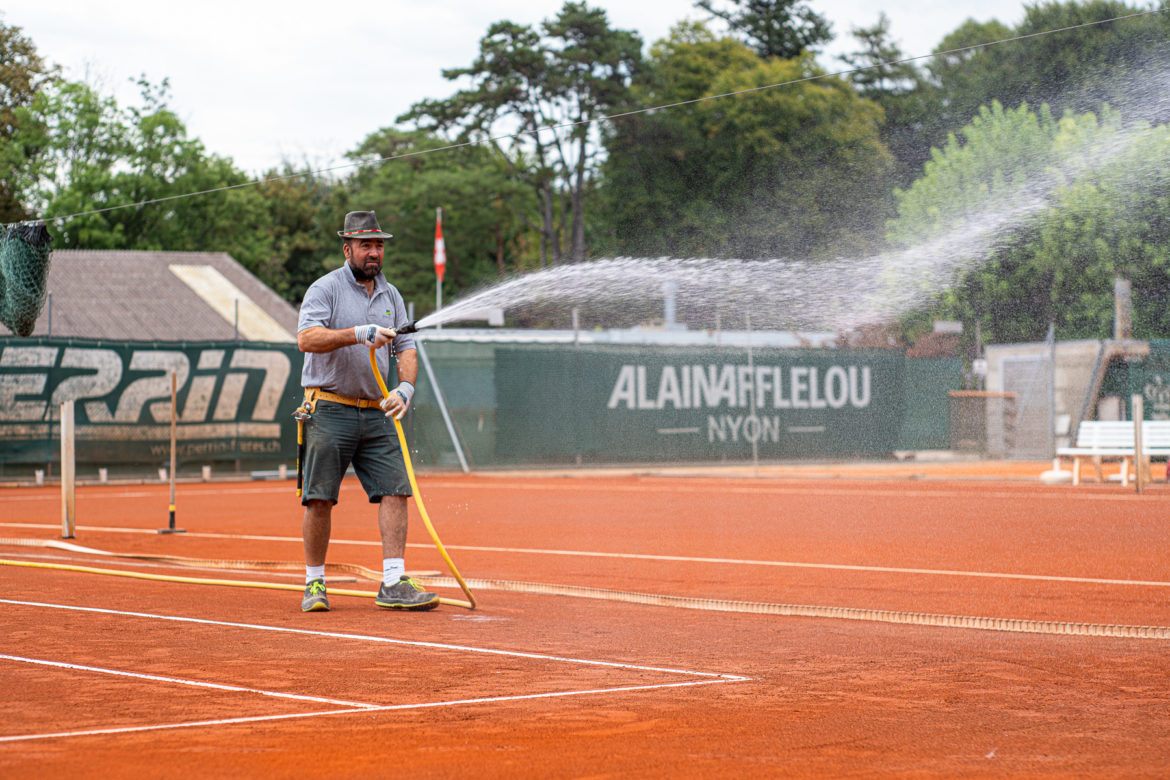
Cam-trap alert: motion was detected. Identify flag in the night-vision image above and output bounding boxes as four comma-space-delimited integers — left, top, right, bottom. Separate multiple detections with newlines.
433, 208, 446, 283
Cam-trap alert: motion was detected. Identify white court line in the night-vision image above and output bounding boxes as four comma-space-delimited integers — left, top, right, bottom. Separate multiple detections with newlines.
3, 523, 1166, 589
0, 599, 747, 680
0, 679, 731, 744
0, 598, 747, 744
0, 654, 378, 709
428, 545, 1170, 589
0, 481, 1160, 503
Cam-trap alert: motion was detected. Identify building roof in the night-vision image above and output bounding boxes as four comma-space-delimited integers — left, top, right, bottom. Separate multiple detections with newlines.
1, 250, 298, 342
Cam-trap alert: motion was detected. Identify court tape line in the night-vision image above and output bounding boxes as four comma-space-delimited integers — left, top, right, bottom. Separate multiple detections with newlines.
0, 598, 746, 680
0, 654, 380, 709
0, 599, 746, 744
5, 531, 1170, 589
2, 603, 739, 678
422, 544, 1170, 589
3, 556, 1168, 641
0, 679, 732, 745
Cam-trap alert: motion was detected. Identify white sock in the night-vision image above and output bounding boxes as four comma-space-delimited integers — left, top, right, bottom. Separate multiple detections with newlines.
306, 564, 326, 584
383, 557, 405, 585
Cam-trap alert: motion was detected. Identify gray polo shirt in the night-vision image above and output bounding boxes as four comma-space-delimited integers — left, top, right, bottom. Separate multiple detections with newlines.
298, 264, 416, 399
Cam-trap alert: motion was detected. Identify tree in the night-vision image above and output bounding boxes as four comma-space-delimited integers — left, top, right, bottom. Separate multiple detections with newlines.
14, 78, 130, 242
544, 3, 643, 262
400, 1, 642, 266
0, 16, 55, 222
887, 101, 1060, 246
695, 0, 832, 58
341, 128, 538, 315
842, 13, 937, 187
926, 17, 1015, 136
886, 100, 1170, 343
928, 2, 1170, 137
1027, 113, 1170, 338
16, 76, 275, 277
842, 14, 919, 98
598, 22, 892, 259
252, 164, 342, 303
0, 23, 347, 302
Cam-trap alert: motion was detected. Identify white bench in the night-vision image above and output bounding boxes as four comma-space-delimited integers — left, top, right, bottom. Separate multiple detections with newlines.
1056, 420, 1170, 485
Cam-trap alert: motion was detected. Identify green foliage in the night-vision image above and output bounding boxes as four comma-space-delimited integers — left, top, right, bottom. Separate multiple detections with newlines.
842, 13, 919, 98
860, 2, 1170, 195
400, 1, 642, 266
13, 77, 276, 279
1032, 116, 1170, 338
888, 99, 1170, 343
251, 165, 341, 303
7, 0, 1170, 344
929, 2, 1170, 137
0, 16, 55, 222
695, 0, 832, 58
341, 128, 538, 317
598, 23, 892, 258
841, 13, 936, 188
888, 101, 1060, 244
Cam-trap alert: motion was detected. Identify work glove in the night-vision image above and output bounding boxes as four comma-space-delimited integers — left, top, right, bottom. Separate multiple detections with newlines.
381, 381, 415, 420
354, 324, 394, 348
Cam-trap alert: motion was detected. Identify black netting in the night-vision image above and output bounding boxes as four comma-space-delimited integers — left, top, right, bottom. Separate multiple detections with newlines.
0, 223, 53, 337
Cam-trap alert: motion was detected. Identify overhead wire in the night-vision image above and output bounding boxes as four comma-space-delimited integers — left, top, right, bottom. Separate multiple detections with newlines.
17, 7, 1167, 228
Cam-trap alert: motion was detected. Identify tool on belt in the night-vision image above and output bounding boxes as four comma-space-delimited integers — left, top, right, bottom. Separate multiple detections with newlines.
293, 386, 388, 498
293, 395, 315, 499
295, 320, 422, 496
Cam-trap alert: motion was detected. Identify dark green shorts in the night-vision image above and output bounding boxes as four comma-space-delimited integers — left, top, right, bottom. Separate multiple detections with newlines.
301, 400, 412, 505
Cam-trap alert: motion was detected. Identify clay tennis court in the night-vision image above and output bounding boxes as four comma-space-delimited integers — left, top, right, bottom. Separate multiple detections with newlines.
2, 463, 1169, 777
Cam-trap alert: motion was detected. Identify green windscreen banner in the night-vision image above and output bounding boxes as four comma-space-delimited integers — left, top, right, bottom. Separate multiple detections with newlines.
495, 347, 906, 460
0, 338, 304, 467
1133, 339, 1170, 419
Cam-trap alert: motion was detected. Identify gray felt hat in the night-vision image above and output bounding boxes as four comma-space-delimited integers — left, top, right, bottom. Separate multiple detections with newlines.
337, 210, 393, 239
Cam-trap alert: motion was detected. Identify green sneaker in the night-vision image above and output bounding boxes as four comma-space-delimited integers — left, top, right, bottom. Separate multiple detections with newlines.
375, 575, 440, 611
301, 578, 330, 612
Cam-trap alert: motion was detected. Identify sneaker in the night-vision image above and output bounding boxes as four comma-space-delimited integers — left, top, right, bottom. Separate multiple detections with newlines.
302, 578, 330, 612
375, 575, 440, 611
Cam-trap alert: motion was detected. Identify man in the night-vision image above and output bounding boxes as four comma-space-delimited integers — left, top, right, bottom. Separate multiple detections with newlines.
295, 210, 438, 612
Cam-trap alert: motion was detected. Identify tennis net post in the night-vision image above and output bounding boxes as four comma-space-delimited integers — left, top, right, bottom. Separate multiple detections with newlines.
60, 400, 75, 539
159, 369, 185, 534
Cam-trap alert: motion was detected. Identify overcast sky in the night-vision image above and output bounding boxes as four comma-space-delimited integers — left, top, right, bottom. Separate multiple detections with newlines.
4, 0, 1033, 175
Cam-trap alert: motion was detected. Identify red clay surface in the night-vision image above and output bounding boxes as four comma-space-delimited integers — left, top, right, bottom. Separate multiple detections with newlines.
1, 462, 1169, 778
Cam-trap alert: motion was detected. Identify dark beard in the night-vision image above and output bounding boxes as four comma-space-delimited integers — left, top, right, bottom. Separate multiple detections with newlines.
348, 259, 380, 281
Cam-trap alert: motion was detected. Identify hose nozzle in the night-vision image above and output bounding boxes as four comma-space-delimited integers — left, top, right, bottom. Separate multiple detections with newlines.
386, 320, 418, 339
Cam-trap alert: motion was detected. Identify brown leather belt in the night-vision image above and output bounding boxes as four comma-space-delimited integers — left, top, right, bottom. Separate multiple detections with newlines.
304, 387, 382, 409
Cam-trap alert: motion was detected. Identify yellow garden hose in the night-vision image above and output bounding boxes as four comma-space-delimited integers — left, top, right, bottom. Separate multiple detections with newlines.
5, 553, 1169, 640
0, 558, 379, 599
371, 346, 476, 609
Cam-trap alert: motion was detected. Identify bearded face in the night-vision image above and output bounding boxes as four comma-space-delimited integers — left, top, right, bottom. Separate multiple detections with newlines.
344, 238, 384, 281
